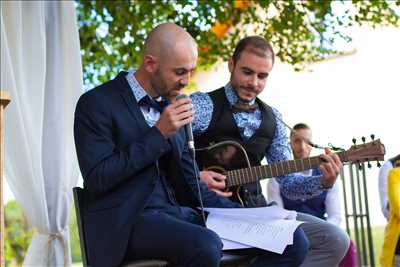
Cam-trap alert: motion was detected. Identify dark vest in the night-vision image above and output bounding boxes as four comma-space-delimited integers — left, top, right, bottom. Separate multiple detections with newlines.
390, 154, 400, 167
281, 169, 327, 220
195, 87, 276, 207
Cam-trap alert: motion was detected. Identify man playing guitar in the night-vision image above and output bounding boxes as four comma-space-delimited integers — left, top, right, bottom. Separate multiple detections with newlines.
191, 35, 349, 267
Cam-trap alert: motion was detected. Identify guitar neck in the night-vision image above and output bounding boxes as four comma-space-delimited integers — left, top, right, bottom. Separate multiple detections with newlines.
225, 151, 347, 187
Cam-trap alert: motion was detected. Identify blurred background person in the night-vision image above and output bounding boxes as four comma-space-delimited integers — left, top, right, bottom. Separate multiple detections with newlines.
379, 154, 400, 221
267, 123, 356, 267
380, 165, 400, 267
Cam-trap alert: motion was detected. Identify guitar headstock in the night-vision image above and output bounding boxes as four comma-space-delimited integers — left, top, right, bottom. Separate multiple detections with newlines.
346, 138, 385, 165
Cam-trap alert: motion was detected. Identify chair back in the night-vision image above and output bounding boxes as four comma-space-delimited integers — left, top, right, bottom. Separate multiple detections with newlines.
73, 187, 170, 267
73, 187, 89, 266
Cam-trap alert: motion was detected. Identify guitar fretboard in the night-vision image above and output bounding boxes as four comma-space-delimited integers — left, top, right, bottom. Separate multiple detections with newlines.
225, 151, 347, 187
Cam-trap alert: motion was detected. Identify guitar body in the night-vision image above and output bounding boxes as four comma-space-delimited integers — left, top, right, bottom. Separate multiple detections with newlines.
196, 141, 266, 207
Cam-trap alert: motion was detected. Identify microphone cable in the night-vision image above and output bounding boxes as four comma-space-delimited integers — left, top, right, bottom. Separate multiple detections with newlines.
266, 104, 344, 151
189, 151, 207, 226
176, 93, 207, 226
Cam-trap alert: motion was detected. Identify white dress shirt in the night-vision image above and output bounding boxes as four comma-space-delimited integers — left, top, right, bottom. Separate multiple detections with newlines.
378, 160, 393, 220
267, 175, 342, 226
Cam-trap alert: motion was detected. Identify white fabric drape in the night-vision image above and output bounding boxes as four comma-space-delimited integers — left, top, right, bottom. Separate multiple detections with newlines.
1, 1, 82, 266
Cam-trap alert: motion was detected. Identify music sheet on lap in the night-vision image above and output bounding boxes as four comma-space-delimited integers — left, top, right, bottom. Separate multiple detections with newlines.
204, 206, 303, 254
204, 205, 298, 220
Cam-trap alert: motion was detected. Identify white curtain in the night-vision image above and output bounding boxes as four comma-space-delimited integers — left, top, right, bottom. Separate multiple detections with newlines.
1, 1, 82, 266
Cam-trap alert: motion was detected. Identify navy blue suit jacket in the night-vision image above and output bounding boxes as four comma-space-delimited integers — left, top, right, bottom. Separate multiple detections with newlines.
74, 72, 238, 267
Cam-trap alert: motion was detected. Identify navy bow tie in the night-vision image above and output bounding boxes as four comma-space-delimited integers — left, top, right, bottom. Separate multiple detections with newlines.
139, 96, 169, 112
231, 102, 259, 113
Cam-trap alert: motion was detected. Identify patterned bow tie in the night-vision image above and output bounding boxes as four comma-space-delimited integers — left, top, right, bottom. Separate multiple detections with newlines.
231, 102, 259, 113
139, 96, 169, 112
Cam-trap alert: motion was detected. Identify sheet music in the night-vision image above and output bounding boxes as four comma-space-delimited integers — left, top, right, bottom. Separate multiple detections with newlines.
204, 205, 297, 220
221, 238, 252, 250
204, 206, 303, 254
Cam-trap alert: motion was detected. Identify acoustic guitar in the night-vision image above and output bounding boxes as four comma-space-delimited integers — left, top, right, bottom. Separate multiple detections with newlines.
196, 139, 385, 206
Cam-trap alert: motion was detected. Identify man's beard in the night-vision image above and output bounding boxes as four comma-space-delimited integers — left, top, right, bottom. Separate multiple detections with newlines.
151, 69, 168, 97
151, 69, 185, 100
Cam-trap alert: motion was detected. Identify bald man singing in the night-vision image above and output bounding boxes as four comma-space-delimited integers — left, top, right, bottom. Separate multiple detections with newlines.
74, 23, 309, 267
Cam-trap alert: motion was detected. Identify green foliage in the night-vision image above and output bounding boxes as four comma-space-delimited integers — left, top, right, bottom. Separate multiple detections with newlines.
76, 0, 399, 88
4, 201, 34, 267
371, 225, 385, 265
69, 202, 82, 263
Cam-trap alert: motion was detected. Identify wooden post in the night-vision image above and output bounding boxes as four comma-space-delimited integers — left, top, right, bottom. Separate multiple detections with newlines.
0, 91, 11, 267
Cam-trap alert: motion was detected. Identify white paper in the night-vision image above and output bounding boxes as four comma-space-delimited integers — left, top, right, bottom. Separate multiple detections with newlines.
204, 207, 303, 254
221, 238, 252, 250
204, 205, 297, 220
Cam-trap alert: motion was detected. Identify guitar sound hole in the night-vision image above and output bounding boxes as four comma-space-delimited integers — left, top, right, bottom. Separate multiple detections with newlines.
201, 144, 248, 171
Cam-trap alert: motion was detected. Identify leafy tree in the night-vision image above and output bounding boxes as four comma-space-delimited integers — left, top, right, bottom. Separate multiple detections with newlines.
4, 201, 34, 266
69, 204, 82, 263
76, 0, 399, 88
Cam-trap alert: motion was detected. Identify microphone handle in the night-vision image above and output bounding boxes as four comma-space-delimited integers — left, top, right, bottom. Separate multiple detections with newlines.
176, 93, 195, 157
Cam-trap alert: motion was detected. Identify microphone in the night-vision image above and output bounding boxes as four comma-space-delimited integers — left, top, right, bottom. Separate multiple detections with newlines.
176, 94, 195, 158
307, 141, 325, 149
308, 140, 344, 151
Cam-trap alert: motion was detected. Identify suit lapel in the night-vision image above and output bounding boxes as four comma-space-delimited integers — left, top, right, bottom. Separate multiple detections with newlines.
115, 71, 182, 158
115, 72, 150, 132
168, 132, 181, 159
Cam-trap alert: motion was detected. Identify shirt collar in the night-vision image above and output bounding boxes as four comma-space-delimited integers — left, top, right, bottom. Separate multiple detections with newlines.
224, 83, 256, 106
125, 68, 163, 103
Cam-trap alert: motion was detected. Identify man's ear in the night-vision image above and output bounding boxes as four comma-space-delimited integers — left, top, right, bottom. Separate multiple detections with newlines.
143, 54, 157, 73
228, 57, 234, 73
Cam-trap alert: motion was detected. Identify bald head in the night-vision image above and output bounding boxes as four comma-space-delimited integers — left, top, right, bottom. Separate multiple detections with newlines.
135, 23, 198, 99
143, 23, 197, 61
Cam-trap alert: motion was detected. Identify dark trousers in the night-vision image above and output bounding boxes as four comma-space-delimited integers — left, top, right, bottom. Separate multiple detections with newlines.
125, 207, 309, 267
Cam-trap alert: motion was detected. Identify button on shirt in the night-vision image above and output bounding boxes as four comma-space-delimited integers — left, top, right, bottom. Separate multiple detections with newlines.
190, 84, 325, 201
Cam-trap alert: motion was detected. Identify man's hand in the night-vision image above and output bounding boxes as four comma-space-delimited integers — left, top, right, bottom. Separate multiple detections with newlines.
319, 148, 343, 188
155, 98, 193, 138
199, 170, 232, 198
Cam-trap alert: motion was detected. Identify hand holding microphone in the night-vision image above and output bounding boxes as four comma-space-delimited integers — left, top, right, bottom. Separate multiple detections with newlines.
155, 94, 194, 140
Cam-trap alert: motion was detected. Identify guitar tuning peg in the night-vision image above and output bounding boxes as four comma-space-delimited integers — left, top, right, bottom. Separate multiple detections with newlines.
352, 138, 357, 145
367, 161, 372, 168
358, 163, 363, 171
377, 161, 381, 168
361, 136, 366, 143
370, 134, 375, 140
